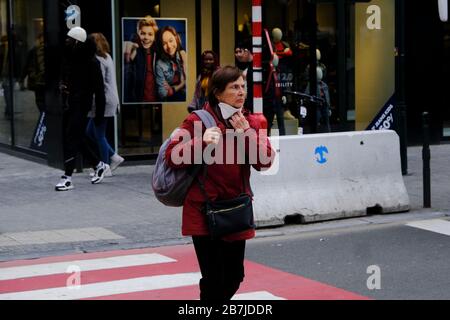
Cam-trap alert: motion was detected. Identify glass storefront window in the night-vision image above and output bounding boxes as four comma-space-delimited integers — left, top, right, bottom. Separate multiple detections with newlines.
236, 0, 357, 135
12, 0, 46, 153
0, 0, 46, 153
442, 19, 450, 139
116, 0, 162, 157
0, 0, 12, 145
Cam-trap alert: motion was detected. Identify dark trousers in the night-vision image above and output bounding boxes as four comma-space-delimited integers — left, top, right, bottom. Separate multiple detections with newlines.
63, 106, 100, 176
192, 236, 246, 302
264, 98, 286, 136
2, 82, 12, 117
34, 87, 46, 113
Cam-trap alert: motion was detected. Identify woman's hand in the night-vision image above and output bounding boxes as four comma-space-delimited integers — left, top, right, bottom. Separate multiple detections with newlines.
229, 112, 250, 132
203, 127, 222, 145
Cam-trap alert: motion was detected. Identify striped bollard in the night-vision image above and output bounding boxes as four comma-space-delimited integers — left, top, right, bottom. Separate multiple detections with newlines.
252, 0, 267, 129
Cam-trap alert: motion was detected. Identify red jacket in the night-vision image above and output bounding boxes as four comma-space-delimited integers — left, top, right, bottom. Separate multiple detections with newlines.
165, 103, 275, 241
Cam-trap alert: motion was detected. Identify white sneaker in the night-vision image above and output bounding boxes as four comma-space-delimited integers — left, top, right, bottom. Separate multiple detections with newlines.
110, 154, 124, 172
90, 166, 112, 177
91, 162, 109, 184
55, 176, 74, 191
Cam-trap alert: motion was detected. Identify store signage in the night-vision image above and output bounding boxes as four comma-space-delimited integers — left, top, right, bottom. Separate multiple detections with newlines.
366, 96, 396, 131
65, 5, 81, 29
30, 112, 48, 153
438, 0, 448, 22
366, 5, 382, 30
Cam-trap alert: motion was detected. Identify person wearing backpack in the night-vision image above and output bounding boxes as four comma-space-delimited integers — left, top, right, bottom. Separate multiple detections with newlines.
165, 65, 275, 301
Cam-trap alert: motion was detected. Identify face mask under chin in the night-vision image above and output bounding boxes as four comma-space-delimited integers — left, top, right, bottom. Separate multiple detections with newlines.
218, 102, 242, 120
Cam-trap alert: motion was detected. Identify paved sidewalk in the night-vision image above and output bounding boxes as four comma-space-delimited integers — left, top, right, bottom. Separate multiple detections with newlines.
0, 144, 449, 261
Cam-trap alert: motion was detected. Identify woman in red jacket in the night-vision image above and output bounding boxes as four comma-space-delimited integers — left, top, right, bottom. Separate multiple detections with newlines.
165, 65, 275, 301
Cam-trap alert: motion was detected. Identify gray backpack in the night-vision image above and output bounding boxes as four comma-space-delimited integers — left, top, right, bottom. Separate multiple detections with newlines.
152, 110, 216, 207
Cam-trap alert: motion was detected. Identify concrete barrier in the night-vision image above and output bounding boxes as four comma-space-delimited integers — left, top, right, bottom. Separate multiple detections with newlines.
251, 130, 410, 226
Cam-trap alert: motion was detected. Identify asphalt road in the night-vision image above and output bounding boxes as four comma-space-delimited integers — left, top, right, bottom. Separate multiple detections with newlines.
247, 217, 450, 300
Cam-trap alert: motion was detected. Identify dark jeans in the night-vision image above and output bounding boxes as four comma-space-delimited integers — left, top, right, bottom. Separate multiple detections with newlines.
317, 105, 331, 133
86, 117, 115, 165
192, 236, 246, 302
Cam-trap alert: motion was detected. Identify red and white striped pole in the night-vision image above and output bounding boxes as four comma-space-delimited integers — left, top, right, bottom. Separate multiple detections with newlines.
252, 0, 264, 115
251, 0, 268, 128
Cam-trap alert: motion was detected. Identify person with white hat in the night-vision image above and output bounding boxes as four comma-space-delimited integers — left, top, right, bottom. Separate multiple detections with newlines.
55, 27, 109, 191
67, 26, 87, 43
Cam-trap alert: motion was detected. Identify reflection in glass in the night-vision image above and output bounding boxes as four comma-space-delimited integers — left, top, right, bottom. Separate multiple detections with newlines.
13, 1, 47, 153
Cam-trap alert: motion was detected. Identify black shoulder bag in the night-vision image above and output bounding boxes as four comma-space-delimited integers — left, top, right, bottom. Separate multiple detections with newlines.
198, 166, 255, 239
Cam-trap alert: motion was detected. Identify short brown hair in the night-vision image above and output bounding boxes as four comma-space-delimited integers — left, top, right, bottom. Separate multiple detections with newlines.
89, 33, 110, 58
208, 65, 243, 107
137, 16, 158, 34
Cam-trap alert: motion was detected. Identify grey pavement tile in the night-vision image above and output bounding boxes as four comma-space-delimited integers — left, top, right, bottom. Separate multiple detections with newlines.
0, 228, 124, 246
0, 236, 21, 247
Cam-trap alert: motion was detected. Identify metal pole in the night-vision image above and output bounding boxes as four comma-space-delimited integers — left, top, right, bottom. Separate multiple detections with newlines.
308, 1, 317, 133
422, 112, 431, 208
396, 0, 408, 175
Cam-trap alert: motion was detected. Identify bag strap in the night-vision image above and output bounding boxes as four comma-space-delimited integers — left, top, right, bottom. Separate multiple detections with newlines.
192, 109, 215, 205
192, 110, 216, 129
193, 109, 249, 203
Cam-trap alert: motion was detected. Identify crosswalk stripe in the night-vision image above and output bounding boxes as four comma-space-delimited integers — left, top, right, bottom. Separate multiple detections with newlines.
406, 219, 450, 236
0, 244, 369, 300
232, 291, 285, 300
0, 272, 202, 300
0, 253, 176, 281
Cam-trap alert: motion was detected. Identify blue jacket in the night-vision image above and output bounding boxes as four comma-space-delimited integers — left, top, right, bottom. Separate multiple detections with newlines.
155, 51, 186, 101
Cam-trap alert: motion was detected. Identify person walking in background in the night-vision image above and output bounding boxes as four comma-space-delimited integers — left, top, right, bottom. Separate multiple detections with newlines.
234, 40, 253, 113
21, 33, 46, 113
123, 16, 159, 103
86, 33, 124, 175
187, 50, 219, 113
55, 27, 108, 191
1, 32, 26, 119
155, 26, 187, 102
165, 66, 274, 301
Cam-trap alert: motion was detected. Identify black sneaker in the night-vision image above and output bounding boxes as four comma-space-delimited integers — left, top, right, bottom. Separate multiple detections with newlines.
55, 176, 74, 191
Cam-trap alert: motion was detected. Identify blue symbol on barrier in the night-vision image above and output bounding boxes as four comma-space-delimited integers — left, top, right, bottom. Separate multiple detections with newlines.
315, 146, 329, 164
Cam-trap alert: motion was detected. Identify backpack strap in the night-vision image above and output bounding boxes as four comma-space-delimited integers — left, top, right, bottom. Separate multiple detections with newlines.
192, 110, 216, 129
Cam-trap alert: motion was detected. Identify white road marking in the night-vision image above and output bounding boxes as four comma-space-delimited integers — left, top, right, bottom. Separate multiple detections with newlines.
406, 219, 450, 236
0, 272, 202, 300
232, 291, 285, 300
0, 253, 176, 281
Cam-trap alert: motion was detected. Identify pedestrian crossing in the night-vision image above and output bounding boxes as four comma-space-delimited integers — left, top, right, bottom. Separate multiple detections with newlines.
406, 219, 450, 236
0, 245, 368, 300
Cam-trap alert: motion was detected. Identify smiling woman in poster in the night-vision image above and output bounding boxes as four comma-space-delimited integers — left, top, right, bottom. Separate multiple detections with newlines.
123, 16, 159, 103
155, 26, 187, 102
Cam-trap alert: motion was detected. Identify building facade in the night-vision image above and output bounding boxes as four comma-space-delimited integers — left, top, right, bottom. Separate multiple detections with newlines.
0, 0, 448, 168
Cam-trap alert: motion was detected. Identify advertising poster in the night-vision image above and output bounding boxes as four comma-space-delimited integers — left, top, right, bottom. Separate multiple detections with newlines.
366, 95, 397, 131
122, 17, 187, 104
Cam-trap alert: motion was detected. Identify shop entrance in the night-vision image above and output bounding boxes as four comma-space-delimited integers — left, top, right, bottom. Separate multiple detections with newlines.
236, 0, 357, 135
